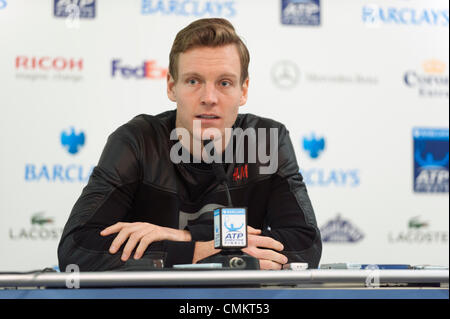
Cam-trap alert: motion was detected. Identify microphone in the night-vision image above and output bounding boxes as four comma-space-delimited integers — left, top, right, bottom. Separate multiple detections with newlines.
197, 139, 259, 270
203, 139, 232, 206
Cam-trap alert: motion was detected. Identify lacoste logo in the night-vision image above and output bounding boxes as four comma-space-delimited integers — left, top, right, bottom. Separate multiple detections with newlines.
408, 216, 429, 229
31, 212, 54, 226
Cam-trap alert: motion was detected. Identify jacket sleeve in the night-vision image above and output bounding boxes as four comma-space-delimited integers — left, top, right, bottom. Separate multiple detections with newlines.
261, 125, 322, 268
57, 124, 195, 272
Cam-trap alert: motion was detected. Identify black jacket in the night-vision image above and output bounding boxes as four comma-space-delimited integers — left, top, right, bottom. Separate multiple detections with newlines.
58, 110, 322, 271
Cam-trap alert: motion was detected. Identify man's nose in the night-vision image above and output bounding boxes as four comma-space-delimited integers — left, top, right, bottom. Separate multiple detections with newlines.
200, 83, 218, 106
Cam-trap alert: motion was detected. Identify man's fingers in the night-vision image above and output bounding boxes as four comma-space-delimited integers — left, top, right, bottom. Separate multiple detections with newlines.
248, 234, 284, 252
109, 224, 143, 254
259, 259, 283, 270
247, 226, 261, 235
100, 222, 127, 236
121, 229, 149, 261
134, 234, 156, 259
243, 247, 288, 265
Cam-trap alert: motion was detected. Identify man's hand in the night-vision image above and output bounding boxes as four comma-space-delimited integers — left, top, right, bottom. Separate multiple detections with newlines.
100, 222, 191, 262
243, 226, 288, 270
192, 226, 288, 270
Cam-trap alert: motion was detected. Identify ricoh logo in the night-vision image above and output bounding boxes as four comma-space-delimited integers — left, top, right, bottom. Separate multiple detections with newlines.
404, 60, 449, 98
15, 56, 84, 82
16, 56, 83, 71
111, 59, 167, 80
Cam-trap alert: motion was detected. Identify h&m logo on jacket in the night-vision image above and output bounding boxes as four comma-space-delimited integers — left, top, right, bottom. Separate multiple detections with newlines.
232, 164, 248, 182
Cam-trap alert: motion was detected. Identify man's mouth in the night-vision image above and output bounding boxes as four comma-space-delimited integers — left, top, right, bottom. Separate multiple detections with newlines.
195, 114, 220, 119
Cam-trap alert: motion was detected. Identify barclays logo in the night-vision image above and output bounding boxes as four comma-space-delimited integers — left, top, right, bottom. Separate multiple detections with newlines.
300, 133, 360, 188
303, 133, 325, 159
0, 0, 7, 10
61, 127, 85, 155
320, 214, 364, 243
24, 128, 94, 183
301, 169, 360, 188
141, 0, 237, 18
362, 5, 449, 27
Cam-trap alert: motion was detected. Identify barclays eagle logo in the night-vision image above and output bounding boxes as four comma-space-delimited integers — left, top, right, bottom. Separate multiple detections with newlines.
61, 127, 85, 155
303, 133, 325, 159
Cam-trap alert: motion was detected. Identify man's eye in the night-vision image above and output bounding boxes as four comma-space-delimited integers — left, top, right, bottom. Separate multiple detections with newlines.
220, 81, 231, 87
188, 79, 198, 85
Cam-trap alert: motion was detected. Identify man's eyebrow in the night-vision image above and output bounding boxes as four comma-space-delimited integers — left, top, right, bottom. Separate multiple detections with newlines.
180, 72, 203, 79
218, 73, 238, 80
180, 72, 238, 79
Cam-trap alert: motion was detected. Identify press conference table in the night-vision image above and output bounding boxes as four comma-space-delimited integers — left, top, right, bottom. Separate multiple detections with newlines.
0, 269, 448, 299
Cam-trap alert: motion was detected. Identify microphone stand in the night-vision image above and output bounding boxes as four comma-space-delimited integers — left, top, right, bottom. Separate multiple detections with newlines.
196, 140, 260, 270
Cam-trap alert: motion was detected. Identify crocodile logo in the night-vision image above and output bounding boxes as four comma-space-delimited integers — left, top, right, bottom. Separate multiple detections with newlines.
31, 212, 54, 226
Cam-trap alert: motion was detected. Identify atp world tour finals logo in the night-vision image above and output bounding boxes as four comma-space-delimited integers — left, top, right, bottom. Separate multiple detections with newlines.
281, 0, 321, 26
413, 127, 449, 193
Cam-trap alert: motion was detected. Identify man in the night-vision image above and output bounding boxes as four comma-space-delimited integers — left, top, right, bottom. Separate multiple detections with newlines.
58, 18, 322, 271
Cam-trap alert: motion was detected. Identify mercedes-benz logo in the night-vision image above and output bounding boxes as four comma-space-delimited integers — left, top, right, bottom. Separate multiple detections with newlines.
271, 60, 300, 89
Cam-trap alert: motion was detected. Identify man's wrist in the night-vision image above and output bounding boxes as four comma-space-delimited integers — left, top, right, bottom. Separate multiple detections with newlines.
182, 229, 192, 242
192, 241, 219, 264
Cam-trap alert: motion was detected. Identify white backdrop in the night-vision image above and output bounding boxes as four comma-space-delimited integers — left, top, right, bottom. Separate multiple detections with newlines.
0, 0, 448, 271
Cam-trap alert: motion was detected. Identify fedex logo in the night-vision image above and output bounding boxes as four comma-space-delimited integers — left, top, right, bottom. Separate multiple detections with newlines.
111, 59, 167, 79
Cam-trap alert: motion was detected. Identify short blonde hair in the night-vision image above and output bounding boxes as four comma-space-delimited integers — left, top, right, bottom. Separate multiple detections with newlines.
169, 18, 250, 85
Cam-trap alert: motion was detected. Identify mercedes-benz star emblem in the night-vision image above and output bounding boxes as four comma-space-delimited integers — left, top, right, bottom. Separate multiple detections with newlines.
271, 61, 300, 89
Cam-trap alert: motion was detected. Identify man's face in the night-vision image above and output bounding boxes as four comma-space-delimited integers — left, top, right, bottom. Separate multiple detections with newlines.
167, 44, 249, 147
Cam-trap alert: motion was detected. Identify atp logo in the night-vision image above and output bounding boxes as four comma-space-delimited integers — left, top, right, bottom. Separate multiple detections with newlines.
303, 133, 325, 159
61, 127, 85, 155
413, 128, 449, 193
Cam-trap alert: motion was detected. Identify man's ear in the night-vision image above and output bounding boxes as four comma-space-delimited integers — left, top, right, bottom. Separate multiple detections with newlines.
239, 77, 249, 106
167, 73, 177, 102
